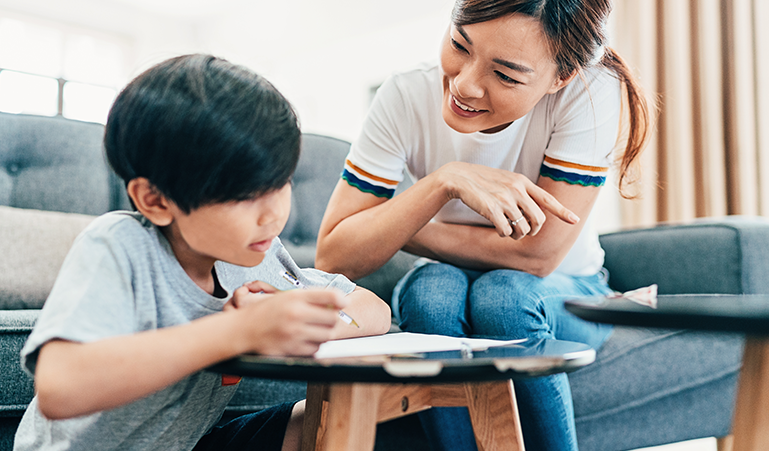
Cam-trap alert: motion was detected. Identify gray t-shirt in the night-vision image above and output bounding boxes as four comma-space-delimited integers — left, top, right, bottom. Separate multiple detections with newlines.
14, 211, 355, 451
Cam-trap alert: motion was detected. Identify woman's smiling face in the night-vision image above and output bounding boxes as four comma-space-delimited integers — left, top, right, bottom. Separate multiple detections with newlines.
440, 13, 573, 134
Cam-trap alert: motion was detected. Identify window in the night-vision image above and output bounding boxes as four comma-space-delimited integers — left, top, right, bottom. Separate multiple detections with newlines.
0, 13, 129, 124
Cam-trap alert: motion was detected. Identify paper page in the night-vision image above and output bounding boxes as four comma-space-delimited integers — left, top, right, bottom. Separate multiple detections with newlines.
314, 332, 525, 359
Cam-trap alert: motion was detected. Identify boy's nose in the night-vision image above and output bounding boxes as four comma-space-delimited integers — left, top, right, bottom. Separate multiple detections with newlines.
256, 194, 290, 227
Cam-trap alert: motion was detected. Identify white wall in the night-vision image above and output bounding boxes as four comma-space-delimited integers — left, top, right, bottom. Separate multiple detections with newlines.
196, 0, 455, 141
0, 0, 454, 141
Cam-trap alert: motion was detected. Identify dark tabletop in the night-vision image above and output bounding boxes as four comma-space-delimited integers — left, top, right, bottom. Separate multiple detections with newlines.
208, 338, 595, 384
565, 294, 769, 336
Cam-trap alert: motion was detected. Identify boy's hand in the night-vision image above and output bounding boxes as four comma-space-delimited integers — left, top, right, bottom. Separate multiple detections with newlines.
233, 288, 349, 356
224, 281, 280, 311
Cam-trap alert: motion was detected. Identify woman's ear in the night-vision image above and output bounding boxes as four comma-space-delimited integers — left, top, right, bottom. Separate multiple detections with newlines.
547, 70, 578, 94
126, 178, 174, 226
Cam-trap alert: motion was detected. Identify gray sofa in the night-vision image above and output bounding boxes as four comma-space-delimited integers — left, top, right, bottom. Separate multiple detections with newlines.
0, 111, 761, 450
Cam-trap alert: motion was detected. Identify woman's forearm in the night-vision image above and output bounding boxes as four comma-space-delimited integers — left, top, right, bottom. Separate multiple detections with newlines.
405, 182, 599, 276
405, 221, 565, 276
316, 171, 453, 280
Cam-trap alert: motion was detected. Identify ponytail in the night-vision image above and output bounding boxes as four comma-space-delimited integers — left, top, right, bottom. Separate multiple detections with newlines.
600, 47, 656, 199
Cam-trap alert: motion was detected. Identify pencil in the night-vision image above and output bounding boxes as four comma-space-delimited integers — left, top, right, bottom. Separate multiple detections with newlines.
281, 270, 360, 328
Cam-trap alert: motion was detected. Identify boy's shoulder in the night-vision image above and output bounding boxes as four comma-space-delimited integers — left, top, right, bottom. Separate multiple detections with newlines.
79, 210, 157, 246
85, 210, 149, 232
68, 210, 167, 276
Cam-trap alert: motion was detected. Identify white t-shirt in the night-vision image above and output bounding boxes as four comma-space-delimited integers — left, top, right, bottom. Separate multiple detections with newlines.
343, 63, 621, 276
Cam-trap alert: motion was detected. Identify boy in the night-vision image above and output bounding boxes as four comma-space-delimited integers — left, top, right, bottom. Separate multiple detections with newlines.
13, 54, 391, 451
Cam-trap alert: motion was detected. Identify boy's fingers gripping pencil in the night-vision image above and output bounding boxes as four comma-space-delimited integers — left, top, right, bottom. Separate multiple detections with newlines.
281, 271, 360, 328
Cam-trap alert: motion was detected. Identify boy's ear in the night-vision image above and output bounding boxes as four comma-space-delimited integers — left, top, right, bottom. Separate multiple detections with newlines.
126, 178, 175, 227
547, 70, 578, 94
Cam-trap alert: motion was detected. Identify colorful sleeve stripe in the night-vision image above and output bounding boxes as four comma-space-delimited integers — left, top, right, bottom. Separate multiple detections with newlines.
540, 156, 608, 187
341, 160, 399, 198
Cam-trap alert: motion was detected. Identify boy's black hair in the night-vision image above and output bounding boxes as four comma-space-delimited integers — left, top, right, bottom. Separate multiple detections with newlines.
104, 54, 300, 213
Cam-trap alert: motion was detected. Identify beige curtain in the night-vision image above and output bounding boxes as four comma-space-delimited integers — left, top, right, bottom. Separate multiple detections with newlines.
611, 0, 769, 227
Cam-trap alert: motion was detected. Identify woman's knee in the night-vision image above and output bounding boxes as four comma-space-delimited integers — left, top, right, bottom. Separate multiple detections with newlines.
397, 262, 471, 335
468, 270, 563, 338
470, 270, 550, 311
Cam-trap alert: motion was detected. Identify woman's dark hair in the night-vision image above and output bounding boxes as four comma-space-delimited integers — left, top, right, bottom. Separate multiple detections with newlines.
104, 54, 300, 213
452, 0, 655, 198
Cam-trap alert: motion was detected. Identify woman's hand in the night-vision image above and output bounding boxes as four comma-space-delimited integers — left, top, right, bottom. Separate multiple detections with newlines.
438, 161, 580, 240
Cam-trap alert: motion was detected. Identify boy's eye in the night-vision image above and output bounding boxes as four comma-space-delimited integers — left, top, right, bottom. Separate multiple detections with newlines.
450, 38, 469, 54
495, 71, 521, 85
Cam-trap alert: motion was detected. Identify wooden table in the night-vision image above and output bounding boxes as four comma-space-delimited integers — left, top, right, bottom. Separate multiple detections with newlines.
209, 337, 596, 451
565, 294, 769, 451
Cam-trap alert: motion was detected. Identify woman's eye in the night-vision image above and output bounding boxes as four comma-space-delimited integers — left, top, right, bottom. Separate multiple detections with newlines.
495, 71, 520, 85
451, 38, 468, 54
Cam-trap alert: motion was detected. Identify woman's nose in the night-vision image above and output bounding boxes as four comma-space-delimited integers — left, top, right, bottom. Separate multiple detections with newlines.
453, 62, 484, 99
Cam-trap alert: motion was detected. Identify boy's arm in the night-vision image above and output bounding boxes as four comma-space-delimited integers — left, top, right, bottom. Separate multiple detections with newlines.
34, 288, 346, 420
229, 282, 391, 340
329, 287, 391, 340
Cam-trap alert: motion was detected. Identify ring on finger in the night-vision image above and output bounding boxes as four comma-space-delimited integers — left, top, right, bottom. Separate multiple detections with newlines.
509, 216, 526, 227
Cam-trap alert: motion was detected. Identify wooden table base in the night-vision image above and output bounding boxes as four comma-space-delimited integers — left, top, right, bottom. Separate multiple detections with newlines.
731, 337, 769, 451
301, 380, 525, 451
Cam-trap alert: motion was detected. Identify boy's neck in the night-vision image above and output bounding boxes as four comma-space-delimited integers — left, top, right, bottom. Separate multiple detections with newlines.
160, 224, 217, 295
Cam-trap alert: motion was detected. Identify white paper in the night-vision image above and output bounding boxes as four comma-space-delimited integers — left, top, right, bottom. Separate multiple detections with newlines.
314, 332, 525, 359
610, 283, 658, 308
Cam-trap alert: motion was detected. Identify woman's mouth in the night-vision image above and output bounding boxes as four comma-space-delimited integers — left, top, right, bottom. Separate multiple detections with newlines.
450, 95, 486, 118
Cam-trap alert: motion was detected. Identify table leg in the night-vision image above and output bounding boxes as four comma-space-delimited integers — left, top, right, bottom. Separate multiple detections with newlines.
322, 383, 381, 451
301, 383, 328, 451
304, 381, 524, 451
431, 381, 525, 451
464, 381, 525, 451
732, 337, 769, 451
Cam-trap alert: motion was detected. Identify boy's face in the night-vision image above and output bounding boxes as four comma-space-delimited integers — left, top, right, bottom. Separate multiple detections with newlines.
166, 183, 292, 269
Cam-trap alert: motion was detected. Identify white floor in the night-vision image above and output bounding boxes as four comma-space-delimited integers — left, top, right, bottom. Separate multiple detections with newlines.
633, 437, 717, 451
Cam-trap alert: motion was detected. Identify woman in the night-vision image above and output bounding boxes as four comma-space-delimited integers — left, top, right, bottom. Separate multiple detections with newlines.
316, 0, 653, 449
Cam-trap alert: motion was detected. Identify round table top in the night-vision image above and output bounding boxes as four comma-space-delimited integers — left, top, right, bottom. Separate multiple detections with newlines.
208, 338, 595, 384
565, 294, 769, 336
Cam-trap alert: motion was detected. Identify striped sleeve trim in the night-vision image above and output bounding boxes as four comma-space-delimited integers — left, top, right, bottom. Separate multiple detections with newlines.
540, 156, 608, 187
345, 160, 399, 186
341, 159, 398, 198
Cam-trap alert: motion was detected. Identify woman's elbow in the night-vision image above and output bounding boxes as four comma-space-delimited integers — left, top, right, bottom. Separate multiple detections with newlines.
511, 254, 561, 279
530, 267, 555, 278
315, 253, 375, 281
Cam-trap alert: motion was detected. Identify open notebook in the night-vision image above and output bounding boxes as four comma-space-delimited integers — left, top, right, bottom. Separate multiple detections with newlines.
314, 332, 525, 359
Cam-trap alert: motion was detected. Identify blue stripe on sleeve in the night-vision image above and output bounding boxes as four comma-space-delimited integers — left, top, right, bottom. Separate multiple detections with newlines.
341, 169, 396, 199
540, 165, 606, 187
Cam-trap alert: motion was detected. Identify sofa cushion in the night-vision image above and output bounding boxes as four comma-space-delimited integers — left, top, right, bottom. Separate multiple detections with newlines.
572, 326, 743, 450
600, 216, 769, 294
0, 206, 94, 310
0, 112, 130, 215
0, 310, 37, 414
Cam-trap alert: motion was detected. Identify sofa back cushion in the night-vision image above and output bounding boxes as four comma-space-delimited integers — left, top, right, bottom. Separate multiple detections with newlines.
0, 112, 130, 215
281, 134, 351, 249
0, 206, 94, 310
600, 216, 769, 294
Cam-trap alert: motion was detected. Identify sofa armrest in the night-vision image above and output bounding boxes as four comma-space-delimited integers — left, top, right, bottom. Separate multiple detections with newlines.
599, 216, 769, 295
0, 310, 37, 417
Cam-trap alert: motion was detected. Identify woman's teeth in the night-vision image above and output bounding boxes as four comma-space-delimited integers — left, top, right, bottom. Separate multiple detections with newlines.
454, 96, 480, 112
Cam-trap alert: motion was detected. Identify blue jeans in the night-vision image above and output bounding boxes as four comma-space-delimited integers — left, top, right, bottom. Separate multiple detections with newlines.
393, 260, 614, 451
